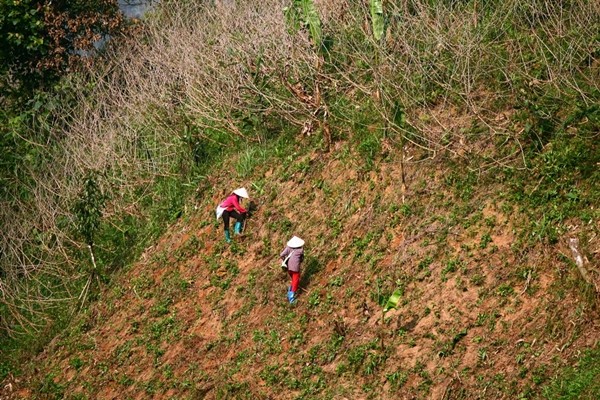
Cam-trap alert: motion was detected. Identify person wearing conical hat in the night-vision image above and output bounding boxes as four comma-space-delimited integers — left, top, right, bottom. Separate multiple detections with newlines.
280, 235, 305, 304
215, 188, 249, 243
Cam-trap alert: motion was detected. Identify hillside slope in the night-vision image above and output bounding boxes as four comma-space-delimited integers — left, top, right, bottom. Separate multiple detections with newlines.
4, 142, 598, 399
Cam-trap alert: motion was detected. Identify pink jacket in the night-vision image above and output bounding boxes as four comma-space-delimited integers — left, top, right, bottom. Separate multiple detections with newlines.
220, 194, 247, 213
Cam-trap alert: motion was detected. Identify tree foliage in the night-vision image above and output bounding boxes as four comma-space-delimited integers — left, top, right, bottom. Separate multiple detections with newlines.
0, 0, 125, 94
74, 174, 105, 247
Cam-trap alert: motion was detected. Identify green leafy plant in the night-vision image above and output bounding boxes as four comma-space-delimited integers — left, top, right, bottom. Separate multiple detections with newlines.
284, 0, 322, 50
383, 289, 402, 313
387, 368, 408, 389
307, 291, 320, 308
74, 174, 105, 248
479, 233, 492, 249
0, 0, 125, 94
0, 362, 12, 382
497, 284, 514, 297
541, 347, 600, 399
369, 0, 385, 41
442, 258, 460, 282
69, 357, 84, 371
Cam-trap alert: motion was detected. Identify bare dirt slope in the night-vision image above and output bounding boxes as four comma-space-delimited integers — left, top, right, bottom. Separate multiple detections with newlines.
5, 144, 599, 399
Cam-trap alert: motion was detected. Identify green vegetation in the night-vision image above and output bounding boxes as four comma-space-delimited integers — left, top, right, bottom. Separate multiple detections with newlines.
541, 347, 600, 399
1, 0, 598, 399
0, 0, 125, 95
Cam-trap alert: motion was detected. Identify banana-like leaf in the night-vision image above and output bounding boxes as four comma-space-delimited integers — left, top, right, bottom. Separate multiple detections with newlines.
383, 288, 402, 312
298, 0, 322, 49
283, 5, 301, 35
370, 0, 384, 41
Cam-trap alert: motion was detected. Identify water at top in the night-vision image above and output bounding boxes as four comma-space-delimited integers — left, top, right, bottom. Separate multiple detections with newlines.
89, 1, 158, 51
118, 0, 159, 19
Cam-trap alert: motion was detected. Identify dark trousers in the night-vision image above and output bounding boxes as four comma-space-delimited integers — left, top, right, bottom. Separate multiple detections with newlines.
222, 210, 244, 231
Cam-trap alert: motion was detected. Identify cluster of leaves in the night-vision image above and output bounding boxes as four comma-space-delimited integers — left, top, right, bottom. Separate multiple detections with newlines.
73, 173, 106, 246
0, 0, 125, 94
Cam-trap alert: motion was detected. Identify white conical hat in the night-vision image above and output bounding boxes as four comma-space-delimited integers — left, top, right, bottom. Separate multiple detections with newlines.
287, 236, 305, 248
232, 187, 249, 199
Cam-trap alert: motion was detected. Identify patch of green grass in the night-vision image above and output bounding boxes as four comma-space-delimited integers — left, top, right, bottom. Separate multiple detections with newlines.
347, 344, 368, 372
145, 342, 165, 365
252, 329, 282, 356
352, 231, 377, 260
131, 273, 154, 299
117, 373, 134, 386
148, 314, 180, 341
418, 255, 434, 271
475, 312, 499, 331
151, 297, 172, 317
364, 352, 387, 375
346, 339, 380, 375
163, 270, 192, 296
445, 169, 477, 201
329, 217, 343, 238
66, 393, 87, 400
479, 233, 492, 249
142, 377, 162, 395
267, 214, 293, 235
36, 372, 65, 399
236, 146, 268, 178
541, 347, 600, 399
307, 291, 321, 308
209, 260, 239, 291
442, 258, 461, 282
328, 276, 344, 287
497, 284, 514, 297
508, 131, 599, 244
69, 357, 84, 371
259, 364, 283, 387
298, 363, 326, 395
113, 340, 135, 366
470, 273, 485, 286
0, 361, 13, 382
387, 368, 409, 390
321, 332, 345, 363
173, 235, 202, 261
413, 360, 433, 394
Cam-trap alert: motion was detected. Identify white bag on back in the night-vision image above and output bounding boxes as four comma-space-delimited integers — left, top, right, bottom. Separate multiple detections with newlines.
281, 250, 295, 269
215, 205, 226, 220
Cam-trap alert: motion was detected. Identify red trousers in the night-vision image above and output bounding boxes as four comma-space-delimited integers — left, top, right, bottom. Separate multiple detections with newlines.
288, 270, 300, 293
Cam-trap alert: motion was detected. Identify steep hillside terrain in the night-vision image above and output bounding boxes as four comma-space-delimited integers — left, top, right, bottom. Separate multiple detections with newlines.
1, 1, 599, 399
3, 141, 598, 399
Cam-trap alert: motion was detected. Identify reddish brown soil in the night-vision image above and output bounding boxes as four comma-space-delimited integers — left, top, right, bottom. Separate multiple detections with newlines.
2, 145, 599, 400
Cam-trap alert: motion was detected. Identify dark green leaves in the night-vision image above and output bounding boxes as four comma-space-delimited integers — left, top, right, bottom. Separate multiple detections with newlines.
74, 174, 106, 246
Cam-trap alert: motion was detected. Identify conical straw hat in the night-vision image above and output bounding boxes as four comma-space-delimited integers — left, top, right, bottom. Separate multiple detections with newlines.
287, 236, 305, 248
233, 187, 249, 199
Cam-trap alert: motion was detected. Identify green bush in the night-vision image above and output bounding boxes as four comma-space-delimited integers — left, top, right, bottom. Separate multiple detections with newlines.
542, 347, 600, 399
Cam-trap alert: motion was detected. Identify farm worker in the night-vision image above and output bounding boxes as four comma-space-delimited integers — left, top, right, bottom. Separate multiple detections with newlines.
215, 188, 249, 243
280, 236, 305, 304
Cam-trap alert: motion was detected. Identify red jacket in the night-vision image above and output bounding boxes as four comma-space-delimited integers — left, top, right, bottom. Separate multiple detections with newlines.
220, 194, 247, 213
